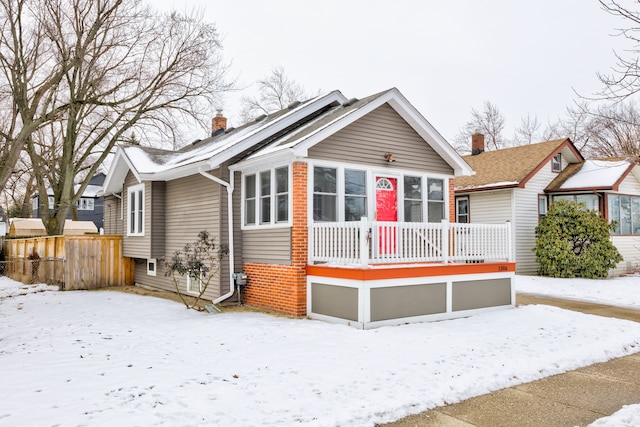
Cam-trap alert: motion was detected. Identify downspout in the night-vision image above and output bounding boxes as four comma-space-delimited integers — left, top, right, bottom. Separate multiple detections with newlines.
112, 191, 123, 220
198, 168, 235, 305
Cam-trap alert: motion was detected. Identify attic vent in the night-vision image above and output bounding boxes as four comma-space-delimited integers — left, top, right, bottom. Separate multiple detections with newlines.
287, 100, 301, 109
211, 128, 224, 137
224, 127, 235, 134
254, 114, 267, 122
342, 98, 359, 107
191, 139, 202, 145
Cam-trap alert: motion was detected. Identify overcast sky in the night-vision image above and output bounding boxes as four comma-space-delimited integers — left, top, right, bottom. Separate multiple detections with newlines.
157, 0, 629, 145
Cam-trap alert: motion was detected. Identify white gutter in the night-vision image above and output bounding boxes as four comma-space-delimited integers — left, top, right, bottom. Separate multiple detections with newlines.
198, 168, 236, 305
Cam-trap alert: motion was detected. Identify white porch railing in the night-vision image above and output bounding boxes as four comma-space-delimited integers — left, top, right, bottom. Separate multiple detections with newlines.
309, 218, 512, 266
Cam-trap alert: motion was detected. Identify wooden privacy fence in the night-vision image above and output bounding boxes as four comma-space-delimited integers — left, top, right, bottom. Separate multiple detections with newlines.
4, 235, 133, 290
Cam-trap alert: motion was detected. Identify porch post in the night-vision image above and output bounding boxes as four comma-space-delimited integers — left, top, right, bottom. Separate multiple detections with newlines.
441, 219, 449, 264
360, 217, 369, 267
506, 220, 513, 262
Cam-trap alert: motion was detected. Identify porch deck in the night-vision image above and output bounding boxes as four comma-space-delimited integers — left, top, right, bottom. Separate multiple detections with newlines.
306, 219, 516, 329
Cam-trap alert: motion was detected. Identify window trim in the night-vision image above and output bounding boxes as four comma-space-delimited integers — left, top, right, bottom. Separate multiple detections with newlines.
608, 193, 640, 235
403, 175, 423, 222
309, 161, 450, 224
538, 194, 548, 218
551, 153, 562, 173
241, 165, 291, 230
147, 259, 157, 276
186, 273, 202, 295
127, 183, 145, 236
456, 196, 469, 223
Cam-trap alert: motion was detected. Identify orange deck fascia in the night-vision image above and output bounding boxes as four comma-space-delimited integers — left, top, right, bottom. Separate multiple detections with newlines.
306, 262, 516, 281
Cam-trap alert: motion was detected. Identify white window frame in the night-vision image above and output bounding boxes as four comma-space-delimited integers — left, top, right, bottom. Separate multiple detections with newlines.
147, 259, 157, 276
456, 196, 469, 223
48, 196, 55, 210
127, 183, 145, 236
309, 161, 450, 224
538, 195, 548, 218
552, 153, 562, 172
241, 165, 291, 230
186, 273, 203, 294
77, 198, 95, 211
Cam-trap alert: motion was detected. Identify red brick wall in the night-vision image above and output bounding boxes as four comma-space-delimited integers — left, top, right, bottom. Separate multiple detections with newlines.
242, 162, 308, 316
449, 178, 456, 222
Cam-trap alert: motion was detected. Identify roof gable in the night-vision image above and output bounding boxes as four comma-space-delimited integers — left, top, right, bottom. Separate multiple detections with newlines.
103, 90, 348, 193
104, 88, 472, 194
455, 139, 583, 191
236, 88, 472, 177
546, 158, 639, 192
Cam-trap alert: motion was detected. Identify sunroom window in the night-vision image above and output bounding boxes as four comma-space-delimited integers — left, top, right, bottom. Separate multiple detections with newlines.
404, 176, 422, 222
313, 167, 337, 221
243, 166, 289, 227
345, 169, 366, 221
275, 167, 288, 223
427, 178, 444, 222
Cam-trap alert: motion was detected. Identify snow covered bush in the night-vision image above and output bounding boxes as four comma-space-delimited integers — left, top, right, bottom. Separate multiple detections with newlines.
162, 231, 228, 310
533, 200, 622, 278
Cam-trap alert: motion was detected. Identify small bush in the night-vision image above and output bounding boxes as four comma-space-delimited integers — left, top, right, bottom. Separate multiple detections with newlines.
533, 200, 622, 278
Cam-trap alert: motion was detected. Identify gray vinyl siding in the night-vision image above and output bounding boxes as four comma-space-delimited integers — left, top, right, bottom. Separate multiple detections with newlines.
122, 172, 151, 258
217, 163, 243, 296
308, 103, 453, 175
150, 181, 166, 259
162, 172, 223, 301
103, 194, 123, 235
242, 228, 292, 264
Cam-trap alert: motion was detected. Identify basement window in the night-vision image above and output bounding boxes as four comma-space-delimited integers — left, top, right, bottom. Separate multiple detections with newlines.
147, 259, 157, 276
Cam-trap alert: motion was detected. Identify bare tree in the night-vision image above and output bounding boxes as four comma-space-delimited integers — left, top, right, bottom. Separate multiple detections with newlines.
582, 101, 640, 157
4, 0, 232, 235
513, 114, 542, 146
2, 151, 37, 218
596, 1, 640, 101
453, 100, 506, 152
0, 0, 73, 194
238, 66, 313, 124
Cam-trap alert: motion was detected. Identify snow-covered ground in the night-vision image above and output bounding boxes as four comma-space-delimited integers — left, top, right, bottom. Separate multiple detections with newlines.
516, 274, 640, 309
1, 275, 639, 426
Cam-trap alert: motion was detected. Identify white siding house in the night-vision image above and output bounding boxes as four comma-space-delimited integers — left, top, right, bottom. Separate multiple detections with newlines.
455, 136, 583, 274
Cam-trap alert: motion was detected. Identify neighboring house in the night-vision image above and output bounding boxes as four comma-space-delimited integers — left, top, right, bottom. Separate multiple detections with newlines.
545, 157, 640, 275
102, 88, 516, 329
454, 135, 584, 274
455, 134, 640, 276
31, 173, 106, 231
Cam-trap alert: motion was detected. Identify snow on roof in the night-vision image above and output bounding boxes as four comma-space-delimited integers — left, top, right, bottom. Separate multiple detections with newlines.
559, 159, 631, 189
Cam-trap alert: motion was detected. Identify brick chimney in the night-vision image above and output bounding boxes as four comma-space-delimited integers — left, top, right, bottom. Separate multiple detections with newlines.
471, 132, 485, 155
211, 111, 227, 135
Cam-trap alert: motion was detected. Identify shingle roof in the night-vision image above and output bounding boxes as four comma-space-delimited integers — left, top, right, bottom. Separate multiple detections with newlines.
455, 139, 570, 191
545, 157, 636, 192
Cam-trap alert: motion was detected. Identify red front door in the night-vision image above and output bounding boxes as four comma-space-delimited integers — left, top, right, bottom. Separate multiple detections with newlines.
376, 176, 397, 254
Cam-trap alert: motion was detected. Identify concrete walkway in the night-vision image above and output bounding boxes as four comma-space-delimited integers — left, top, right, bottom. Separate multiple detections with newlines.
381, 295, 640, 427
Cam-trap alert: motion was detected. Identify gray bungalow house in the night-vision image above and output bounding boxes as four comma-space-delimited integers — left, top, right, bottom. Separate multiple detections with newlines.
102, 88, 516, 328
